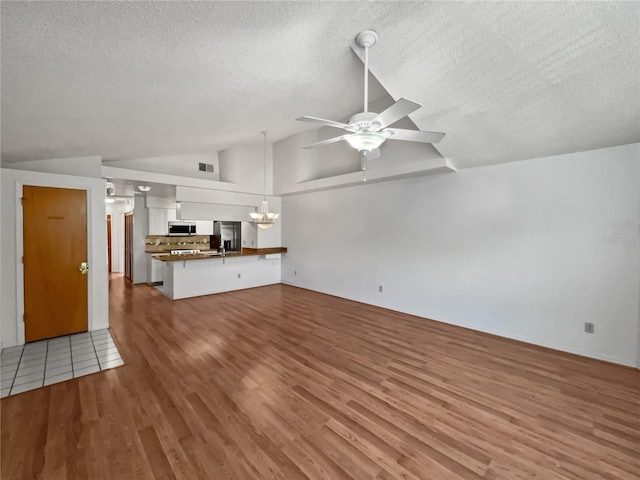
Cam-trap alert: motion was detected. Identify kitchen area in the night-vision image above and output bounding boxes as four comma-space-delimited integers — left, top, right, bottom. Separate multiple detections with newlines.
145, 219, 286, 300
147, 220, 243, 283
105, 179, 284, 298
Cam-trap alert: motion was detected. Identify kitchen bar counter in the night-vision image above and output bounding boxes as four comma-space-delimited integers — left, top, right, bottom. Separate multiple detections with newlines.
153, 247, 287, 262
155, 248, 286, 300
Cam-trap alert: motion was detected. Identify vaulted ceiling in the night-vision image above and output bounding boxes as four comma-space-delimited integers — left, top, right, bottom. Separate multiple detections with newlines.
2, 1, 638, 169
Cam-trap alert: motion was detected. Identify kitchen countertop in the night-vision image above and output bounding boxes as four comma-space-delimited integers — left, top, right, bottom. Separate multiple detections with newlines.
152, 247, 287, 262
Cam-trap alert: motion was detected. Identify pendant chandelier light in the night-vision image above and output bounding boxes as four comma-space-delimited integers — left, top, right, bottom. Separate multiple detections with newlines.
249, 131, 280, 229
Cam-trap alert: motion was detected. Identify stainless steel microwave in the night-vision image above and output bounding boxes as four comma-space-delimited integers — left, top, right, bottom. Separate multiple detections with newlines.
168, 221, 196, 236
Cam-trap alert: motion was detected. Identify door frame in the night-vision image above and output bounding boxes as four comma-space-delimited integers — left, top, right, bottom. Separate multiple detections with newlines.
124, 212, 134, 282
11, 176, 109, 346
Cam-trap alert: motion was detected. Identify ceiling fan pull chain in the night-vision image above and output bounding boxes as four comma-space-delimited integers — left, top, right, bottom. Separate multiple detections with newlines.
361, 154, 367, 182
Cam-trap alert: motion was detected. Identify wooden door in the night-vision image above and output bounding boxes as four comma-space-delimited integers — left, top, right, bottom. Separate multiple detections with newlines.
107, 214, 112, 273
23, 186, 88, 342
124, 212, 133, 281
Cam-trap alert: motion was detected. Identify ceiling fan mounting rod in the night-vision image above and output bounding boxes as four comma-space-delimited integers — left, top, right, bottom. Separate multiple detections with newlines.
364, 45, 368, 113
356, 30, 377, 114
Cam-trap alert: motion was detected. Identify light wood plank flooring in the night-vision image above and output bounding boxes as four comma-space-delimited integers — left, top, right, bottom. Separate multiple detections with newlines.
2, 275, 639, 479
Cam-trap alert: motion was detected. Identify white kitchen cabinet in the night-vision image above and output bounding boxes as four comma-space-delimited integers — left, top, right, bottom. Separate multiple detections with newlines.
194, 220, 213, 235
148, 208, 168, 235
148, 208, 178, 235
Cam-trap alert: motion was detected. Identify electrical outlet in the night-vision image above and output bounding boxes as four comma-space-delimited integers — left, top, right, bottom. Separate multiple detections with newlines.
379, 285, 383, 293
237, 273, 241, 279
584, 322, 594, 334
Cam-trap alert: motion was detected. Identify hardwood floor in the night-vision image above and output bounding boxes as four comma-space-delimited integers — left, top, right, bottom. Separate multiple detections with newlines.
2, 275, 639, 479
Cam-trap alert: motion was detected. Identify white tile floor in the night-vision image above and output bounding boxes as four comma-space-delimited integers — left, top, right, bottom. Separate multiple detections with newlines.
0, 329, 124, 398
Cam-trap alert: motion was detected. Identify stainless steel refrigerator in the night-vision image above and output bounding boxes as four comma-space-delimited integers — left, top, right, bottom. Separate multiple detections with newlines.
213, 221, 242, 251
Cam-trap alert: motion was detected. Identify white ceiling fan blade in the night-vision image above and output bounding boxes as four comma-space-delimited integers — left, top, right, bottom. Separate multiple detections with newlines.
302, 134, 351, 149
364, 148, 381, 160
296, 116, 351, 130
370, 98, 422, 129
384, 128, 445, 144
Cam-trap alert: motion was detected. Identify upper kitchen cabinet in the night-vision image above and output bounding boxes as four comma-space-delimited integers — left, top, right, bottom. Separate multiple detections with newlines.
194, 221, 213, 235
148, 207, 177, 235
149, 210, 212, 236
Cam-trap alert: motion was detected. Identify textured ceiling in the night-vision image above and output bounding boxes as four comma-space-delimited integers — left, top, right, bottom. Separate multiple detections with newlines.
358, 1, 640, 168
2, 1, 639, 169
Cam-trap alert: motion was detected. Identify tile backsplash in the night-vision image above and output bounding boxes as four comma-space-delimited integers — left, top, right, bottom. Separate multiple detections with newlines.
145, 235, 210, 253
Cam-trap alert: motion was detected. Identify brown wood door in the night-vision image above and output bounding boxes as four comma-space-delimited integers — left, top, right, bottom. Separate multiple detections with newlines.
124, 212, 133, 281
23, 186, 88, 342
107, 214, 112, 273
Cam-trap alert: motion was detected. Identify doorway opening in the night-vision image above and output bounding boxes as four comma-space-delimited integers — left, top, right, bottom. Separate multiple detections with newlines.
105, 199, 134, 283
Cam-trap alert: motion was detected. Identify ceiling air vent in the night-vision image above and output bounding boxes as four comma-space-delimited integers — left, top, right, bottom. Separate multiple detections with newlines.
198, 162, 215, 173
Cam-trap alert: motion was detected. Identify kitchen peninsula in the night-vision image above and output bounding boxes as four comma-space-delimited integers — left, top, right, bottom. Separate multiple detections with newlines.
145, 235, 286, 300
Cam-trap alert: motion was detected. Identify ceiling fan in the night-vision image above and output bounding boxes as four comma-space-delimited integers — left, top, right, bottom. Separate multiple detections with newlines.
296, 30, 445, 158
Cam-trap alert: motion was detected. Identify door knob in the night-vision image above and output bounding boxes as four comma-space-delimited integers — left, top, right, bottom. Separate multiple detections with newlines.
78, 262, 89, 275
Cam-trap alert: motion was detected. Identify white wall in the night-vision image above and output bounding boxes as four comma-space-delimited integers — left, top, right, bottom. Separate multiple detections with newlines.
638, 186, 640, 367
104, 153, 220, 181
280, 143, 640, 367
132, 196, 149, 284
3, 155, 103, 178
0, 166, 2, 350
218, 142, 272, 195
1, 168, 109, 348
102, 164, 267, 196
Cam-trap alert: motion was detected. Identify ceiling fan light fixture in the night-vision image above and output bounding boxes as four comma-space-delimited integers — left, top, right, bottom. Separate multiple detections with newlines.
296, 30, 445, 154
346, 132, 386, 153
